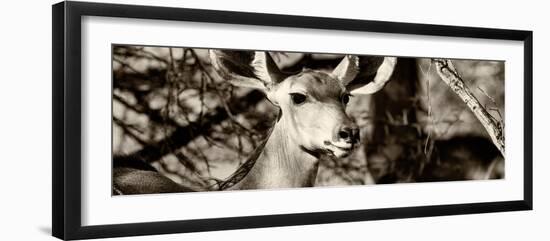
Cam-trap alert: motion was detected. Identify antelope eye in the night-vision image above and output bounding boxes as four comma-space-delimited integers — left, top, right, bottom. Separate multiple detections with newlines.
290, 93, 307, 105
341, 93, 352, 105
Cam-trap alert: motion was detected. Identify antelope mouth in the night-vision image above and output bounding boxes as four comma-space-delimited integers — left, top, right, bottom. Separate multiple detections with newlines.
323, 141, 355, 158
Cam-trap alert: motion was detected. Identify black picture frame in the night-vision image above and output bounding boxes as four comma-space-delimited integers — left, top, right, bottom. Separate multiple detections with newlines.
52, 1, 533, 240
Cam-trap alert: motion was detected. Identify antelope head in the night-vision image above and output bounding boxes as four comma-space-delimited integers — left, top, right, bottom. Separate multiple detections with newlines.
210, 50, 396, 159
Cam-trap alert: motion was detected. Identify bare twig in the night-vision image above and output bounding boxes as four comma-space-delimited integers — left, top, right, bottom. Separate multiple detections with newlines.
418, 61, 434, 157
113, 117, 148, 146
432, 59, 505, 156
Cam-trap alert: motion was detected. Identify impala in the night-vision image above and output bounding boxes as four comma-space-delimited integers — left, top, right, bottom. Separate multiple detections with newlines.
113, 50, 396, 194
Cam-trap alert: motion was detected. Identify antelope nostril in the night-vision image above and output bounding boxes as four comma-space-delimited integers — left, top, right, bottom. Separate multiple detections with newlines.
338, 130, 350, 140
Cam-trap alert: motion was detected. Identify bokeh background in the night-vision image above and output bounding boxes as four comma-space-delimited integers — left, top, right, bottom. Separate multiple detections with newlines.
112, 45, 504, 191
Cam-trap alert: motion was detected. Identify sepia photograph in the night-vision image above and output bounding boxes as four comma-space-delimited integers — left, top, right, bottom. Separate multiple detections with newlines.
48, 1, 535, 240
111, 45, 505, 195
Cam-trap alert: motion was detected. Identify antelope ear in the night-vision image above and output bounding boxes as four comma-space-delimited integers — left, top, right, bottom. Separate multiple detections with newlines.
209, 50, 287, 91
332, 55, 360, 86
347, 57, 397, 95
251, 51, 288, 86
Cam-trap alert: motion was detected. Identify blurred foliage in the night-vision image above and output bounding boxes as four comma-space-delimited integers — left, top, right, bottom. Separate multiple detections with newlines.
112, 46, 505, 190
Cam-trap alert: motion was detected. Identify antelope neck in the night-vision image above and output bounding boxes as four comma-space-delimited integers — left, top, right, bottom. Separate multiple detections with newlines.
231, 116, 320, 190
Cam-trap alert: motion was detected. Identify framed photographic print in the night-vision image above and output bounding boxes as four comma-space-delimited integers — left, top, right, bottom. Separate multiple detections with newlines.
52, 1, 533, 240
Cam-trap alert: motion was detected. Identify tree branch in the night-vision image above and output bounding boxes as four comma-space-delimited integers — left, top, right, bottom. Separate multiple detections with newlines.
113, 89, 266, 163
432, 59, 505, 156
